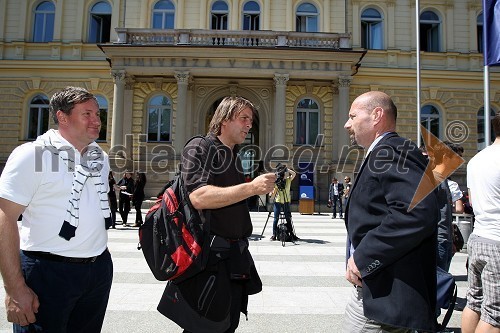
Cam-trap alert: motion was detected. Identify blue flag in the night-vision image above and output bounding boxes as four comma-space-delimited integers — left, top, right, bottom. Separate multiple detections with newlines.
483, 0, 500, 66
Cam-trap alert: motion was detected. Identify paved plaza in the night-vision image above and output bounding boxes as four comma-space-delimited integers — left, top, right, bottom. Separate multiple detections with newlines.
1, 211, 468, 332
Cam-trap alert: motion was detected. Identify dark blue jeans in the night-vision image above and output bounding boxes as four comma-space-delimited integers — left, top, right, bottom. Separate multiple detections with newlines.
437, 240, 453, 272
15, 249, 113, 333
332, 195, 343, 217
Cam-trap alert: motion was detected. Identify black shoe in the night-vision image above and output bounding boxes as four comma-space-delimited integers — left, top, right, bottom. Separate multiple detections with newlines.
292, 235, 299, 241
270, 235, 276, 241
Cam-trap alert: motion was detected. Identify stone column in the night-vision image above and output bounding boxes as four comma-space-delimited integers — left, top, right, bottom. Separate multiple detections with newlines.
331, 83, 340, 160
174, 71, 190, 154
351, 0, 360, 47
337, 76, 352, 160
263, 0, 271, 30
123, 76, 135, 162
177, 0, 185, 29
286, 0, 293, 31
446, 3, 454, 51
387, 1, 396, 49
323, 0, 330, 32
273, 73, 289, 146
231, 0, 238, 29
53, 0, 63, 41
111, 69, 126, 151
199, 1, 207, 28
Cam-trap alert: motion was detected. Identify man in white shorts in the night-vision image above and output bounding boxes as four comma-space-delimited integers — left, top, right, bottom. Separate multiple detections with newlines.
462, 111, 500, 333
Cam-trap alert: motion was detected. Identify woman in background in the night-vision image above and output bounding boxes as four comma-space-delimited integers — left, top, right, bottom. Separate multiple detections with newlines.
108, 171, 118, 229
132, 172, 147, 227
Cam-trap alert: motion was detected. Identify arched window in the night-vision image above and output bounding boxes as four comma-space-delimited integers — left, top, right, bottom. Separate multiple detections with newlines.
296, 3, 318, 32
361, 8, 383, 50
243, 1, 260, 31
420, 10, 441, 52
211, 1, 229, 30
420, 105, 440, 138
477, 12, 483, 53
28, 94, 50, 140
477, 107, 496, 150
88, 1, 111, 43
295, 98, 319, 145
33, 1, 55, 42
152, 0, 175, 29
95, 95, 108, 141
147, 95, 172, 142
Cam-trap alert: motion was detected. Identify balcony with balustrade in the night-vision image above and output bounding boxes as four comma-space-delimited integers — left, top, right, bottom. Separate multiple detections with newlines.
114, 28, 352, 50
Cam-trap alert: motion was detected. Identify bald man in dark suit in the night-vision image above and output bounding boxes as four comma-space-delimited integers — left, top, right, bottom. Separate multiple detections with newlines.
342, 91, 439, 333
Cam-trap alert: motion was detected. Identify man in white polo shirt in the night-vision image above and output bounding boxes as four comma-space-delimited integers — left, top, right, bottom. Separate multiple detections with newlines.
0, 86, 113, 332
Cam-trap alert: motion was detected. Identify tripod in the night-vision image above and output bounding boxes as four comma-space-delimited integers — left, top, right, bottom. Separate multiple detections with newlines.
260, 187, 297, 246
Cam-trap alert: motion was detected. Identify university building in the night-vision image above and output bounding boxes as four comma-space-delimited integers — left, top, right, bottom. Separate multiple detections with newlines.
0, 0, 498, 201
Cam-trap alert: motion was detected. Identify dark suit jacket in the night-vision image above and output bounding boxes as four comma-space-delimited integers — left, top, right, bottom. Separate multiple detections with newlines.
345, 133, 439, 332
328, 182, 344, 201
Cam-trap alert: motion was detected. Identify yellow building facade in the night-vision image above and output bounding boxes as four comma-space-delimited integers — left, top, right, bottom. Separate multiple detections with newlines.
0, 0, 498, 198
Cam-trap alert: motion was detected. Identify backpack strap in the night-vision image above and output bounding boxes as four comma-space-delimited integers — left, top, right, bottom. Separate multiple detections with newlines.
180, 135, 218, 226
438, 282, 457, 331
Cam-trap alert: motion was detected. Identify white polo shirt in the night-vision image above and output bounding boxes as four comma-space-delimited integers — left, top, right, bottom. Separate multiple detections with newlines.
0, 133, 109, 257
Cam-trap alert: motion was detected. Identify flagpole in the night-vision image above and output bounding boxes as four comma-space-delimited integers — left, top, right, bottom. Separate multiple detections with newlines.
484, 65, 491, 147
416, 0, 421, 147
482, 0, 492, 147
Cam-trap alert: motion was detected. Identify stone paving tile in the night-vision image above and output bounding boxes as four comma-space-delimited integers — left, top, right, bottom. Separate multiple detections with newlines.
0, 212, 469, 332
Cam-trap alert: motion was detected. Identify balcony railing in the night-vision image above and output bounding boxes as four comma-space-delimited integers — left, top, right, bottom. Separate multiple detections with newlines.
114, 28, 351, 50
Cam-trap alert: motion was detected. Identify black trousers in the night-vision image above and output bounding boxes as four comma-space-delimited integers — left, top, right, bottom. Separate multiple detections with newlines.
119, 196, 130, 224
134, 200, 144, 224
109, 197, 117, 227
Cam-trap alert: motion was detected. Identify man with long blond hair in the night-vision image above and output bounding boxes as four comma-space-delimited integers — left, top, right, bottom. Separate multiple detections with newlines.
159, 96, 276, 333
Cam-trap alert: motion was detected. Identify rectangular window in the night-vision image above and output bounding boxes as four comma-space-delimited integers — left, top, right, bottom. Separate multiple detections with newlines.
308, 112, 319, 144
296, 112, 307, 144
89, 14, 111, 43
148, 108, 171, 142
148, 108, 159, 141
28, 107, 49, 140
159, 108, 171, 141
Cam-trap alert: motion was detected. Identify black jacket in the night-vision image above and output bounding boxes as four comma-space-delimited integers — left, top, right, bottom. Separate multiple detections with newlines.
345, 133, 439, 332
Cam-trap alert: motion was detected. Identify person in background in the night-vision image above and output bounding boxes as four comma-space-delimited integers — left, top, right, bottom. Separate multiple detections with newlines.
0, 86, 113, 332
343, 91, 438, 333
328, 177, 344, 219
424, 143, 457, 272
461, 111, 500, 333
443, 141, 465, 215
343, 176, 352, 209
270, 166, 298, 241
132, 172, 147, 227
108, 171, 118, 229
117, 171, 134, 226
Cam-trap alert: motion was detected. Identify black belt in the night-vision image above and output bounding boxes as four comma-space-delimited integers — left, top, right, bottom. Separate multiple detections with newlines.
22, 249, 107, 264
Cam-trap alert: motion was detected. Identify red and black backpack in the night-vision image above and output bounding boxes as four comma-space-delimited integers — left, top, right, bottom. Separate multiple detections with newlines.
138, 136, 214, 282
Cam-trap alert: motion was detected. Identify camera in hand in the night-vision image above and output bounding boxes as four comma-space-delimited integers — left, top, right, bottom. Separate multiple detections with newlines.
275, 163, 288, 190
